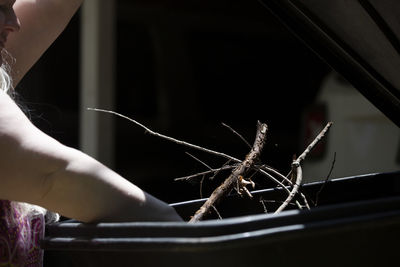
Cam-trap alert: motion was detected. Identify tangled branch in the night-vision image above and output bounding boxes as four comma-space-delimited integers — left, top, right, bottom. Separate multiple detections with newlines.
90, 108, 333, 222
189, 122, 268, 222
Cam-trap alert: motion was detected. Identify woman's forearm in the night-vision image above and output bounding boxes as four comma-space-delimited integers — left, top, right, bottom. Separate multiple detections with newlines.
1, 1, 183, 223
0, 91, 181, 222
38, 146, 182, 222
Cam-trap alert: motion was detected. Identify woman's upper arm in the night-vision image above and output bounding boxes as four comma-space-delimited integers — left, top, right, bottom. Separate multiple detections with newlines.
0, 90, 66, 202
5, 0, 83, 85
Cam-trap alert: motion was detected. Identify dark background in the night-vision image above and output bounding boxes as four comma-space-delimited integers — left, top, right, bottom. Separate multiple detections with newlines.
16, 0, 330, 204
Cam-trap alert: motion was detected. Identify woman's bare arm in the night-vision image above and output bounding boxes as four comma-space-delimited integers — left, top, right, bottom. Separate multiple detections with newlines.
0, 90, 182, 222
5, 0, 83, 85
0, 1, 181, 222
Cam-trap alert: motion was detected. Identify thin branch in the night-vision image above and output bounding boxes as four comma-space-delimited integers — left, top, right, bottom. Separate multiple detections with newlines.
248, 170, 258, 180
212, 205, 223, 220
293, 122, 333, 166
257, 168, 291, 192
185, 152, 212, 170
259, 166, 309, 210
259, 197, 268, 213
189, 122, 268, 222
210, 160, 232, 180
299, 191, 310, 210
90, 108, 322, 217
200, 175, 205, 199
258, 165, 293, 185
261, 199, 298, 206
174, 165, 236, 181
221, 122, 252, 149
275, 122, 333, 213
315, 152, 336, 206
88, 108, 241, 163
257, 166, 310, 210
275, 164, 303, 213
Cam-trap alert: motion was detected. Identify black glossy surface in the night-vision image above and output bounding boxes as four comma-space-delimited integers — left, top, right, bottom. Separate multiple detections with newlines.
43, 172, 400, 267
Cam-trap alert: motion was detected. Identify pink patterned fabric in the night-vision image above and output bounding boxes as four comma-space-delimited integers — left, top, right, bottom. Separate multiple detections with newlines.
0, 200, 44, 267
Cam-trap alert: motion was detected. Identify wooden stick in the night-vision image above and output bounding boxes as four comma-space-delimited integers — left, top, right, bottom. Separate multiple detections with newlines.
185, 152, 213, 171
274, 164, 302, 213
88, 108, 241, 163
189, 122, 268, 222
294, 122, 333, 166
221, 122, 252, 149
90, 108, 318, 216
174, 165, 236, 181
275, 122, 333, 213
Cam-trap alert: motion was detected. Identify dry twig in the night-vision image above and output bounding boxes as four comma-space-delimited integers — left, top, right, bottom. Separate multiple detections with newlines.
189, 122, 268, 222
257, 166, 308, 210
275, 122, 333, 213
88, 108, 241, 163
221, 122, 252, 149
275, 164, 303, 213
315, 152, 336, 206
210, 159, 233, 180
89, 108, 333, 220
173, 166, 236, 181
185, 152, 213, 171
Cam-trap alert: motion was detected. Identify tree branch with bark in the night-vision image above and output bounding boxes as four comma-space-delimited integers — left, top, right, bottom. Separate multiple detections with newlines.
189, 122, 268, 222
89, 108, 333, 222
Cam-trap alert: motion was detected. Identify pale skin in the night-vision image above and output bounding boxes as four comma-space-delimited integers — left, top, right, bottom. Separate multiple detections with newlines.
0, 0, 182, 222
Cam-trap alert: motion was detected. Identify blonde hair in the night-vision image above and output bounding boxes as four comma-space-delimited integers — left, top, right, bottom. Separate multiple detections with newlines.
13, 201, 60, 224
0, 49, 14, 94
0, 67, 12, 93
